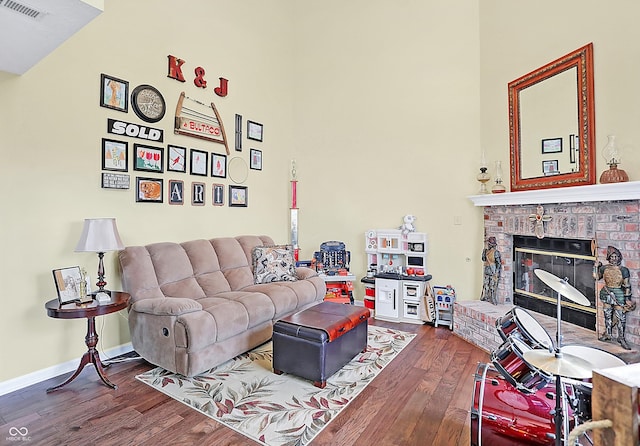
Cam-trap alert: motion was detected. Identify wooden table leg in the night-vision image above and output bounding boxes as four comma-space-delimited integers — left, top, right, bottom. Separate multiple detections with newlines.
47, 317, 117, 393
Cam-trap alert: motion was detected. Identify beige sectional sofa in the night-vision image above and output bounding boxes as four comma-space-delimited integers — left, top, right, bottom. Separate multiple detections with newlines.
118, 235, 325, 376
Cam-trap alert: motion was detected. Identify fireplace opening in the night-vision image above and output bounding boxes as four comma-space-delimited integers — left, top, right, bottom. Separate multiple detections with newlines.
513, 235, 596, 331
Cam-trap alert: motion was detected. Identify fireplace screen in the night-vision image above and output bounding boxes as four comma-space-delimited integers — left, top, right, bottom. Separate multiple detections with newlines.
513, 236, 596, 330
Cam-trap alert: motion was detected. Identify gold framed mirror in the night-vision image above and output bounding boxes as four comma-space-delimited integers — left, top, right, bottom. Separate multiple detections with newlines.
509, 43, 596, 191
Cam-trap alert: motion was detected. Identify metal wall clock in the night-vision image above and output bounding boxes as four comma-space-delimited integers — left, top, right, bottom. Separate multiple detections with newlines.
131, 84, 166, 123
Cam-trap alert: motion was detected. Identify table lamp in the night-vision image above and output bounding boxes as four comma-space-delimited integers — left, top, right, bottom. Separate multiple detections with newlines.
75, 218, 124, 301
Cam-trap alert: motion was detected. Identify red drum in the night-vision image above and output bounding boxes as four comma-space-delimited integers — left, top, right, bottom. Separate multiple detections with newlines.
496, 307, 554, 351
471, 362, 572, 446
491, 336, 552, 394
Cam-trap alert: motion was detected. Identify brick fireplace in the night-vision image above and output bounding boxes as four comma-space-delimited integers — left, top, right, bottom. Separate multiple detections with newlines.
468, 182, 640, 349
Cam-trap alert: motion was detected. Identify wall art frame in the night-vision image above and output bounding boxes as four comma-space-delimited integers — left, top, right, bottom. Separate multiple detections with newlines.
250, 148, 262, 171
52, 266, 83, 305
213, 183, 224, 206
541, 137, 563, 154
190, 149, 208, 176
168, 179, 184, 205
100, 73, 129, 113
192, 182, 206, 206
136, 177, 163, 203
211, 153, 227, 178
229, 185, 248, 207
101, 138, 128, 172
542, 159, 559, 175
167, 145, 186, 173
235, 114, 243, 151
134, 144, 164, 173
247, 120, 263, 142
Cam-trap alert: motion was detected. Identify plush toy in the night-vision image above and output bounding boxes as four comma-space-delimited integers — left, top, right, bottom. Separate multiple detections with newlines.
400, 214, 416, 235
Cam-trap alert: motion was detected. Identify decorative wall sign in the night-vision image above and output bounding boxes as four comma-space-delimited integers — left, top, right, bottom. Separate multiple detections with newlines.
213, 184, 224, 206
136, 177, 163, 203
247, 120, 263, 142
100, 74, 128, 112
134, 144, 164, 173
167, 55, 229, 97
190, 149, 208, 176
101, 138, 128, 172
168, 180, 184, 205
174, 92, 230, 154
107, 118, 164, 142
250, 149, 262, 171
211, 153, 227, 178
192, 182, 205, 206
229, 185, 248, 207
235, 114, 242, 151
101, 173, 130, 190
167, 145, 186, 172
131, 84, 166, 123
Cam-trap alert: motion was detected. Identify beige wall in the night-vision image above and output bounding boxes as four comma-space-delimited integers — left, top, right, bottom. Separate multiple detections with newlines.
2, 0, 639, 385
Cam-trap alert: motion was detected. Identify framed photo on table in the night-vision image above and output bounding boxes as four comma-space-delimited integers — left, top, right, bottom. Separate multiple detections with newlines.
52, 266, 83, 305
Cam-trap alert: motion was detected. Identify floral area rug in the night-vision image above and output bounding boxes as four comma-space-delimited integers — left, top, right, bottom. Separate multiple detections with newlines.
136, 325, 416, 446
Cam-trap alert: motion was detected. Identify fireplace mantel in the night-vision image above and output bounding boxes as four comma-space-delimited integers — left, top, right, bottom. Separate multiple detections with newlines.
468, 181, 640, 207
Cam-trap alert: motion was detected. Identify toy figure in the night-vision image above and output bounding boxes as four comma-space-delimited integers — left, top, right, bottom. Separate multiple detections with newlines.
481, 236, 501, 305
400, 214, 416, 235
595, 245, 635, 350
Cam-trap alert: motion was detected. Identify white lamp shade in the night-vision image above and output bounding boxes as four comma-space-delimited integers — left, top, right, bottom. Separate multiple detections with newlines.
75, 218, 125, 252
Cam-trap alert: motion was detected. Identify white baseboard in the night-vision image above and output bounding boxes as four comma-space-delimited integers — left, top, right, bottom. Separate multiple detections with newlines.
0, 342, 133, 397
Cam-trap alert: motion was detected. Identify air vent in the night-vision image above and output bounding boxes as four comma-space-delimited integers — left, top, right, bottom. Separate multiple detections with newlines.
0, 0, 47, 21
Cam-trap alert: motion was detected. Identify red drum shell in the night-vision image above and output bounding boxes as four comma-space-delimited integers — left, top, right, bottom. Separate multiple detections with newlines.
491, 337, 551, 394
496, 307, 554, 351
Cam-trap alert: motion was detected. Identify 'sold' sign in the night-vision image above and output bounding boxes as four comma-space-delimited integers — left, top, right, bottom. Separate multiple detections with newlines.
107, 119, 164, 142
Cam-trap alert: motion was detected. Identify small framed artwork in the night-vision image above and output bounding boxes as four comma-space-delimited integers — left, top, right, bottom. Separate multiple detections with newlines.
541, 137, 562, 154
542, 160, 559, 175
250, 149, 262, 171
211, 153, 227, 178
247, 120, 263, 142
168, 179, 184, 205
192, 182, 206, 206
136, 177, 163, 202
229, 185, 248, 207
235, 114, 243, 151
190, 149, 208, 176
167, 145, 186, 173
52, 266, 83, 305
100, 73, 129, 112
101, 172, 130, 189
134, 144, 164, 173
213, 183, 224, 206
101, 138, 128, 172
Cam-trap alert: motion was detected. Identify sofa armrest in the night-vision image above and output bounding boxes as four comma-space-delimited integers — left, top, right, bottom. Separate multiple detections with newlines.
130, 297, 203, 316
296, 266, 319, 280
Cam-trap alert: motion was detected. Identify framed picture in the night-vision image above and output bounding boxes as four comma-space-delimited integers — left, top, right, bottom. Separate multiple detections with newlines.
134, 144, 164, 173
250, 149, 262, 171
541, 137, 562, 154
101, 138, 128, 172
168, 179, 184, 205
190, 149, 208, 176
569, 134, 576, 163
101, 172, 130, 190
192, 182, 205, 206
213, 183, 224, 206
235, 114, 243, 151
52, 266, 83, 305
229, 185, 248, 207
542, 160, 559, 175
100, 73, 129, 112
247, 120, 263, 142
167, 145, 186, 173
211, 153, 227, 178
136, 177, 163, 202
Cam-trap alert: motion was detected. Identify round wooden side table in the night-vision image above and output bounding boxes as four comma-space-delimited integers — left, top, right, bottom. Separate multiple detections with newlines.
44, 291, 130, 393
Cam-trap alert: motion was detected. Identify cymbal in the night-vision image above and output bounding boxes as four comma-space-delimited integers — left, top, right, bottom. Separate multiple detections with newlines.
523, 349, 594, 379
534, 269, 591, 306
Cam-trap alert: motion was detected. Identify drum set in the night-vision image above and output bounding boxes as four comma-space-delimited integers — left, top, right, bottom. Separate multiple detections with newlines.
471, 269, 627, 446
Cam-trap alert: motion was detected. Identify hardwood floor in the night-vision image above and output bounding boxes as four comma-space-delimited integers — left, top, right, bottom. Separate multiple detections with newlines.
0, 320, 489, 445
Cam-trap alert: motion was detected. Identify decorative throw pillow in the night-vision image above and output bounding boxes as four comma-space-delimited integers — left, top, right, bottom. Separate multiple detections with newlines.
252, 244, 298, 284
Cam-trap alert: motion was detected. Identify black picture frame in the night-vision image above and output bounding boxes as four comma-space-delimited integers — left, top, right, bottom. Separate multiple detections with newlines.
229, 185, 248, 207
168, 179, 184, 205
167, 145, 186, 173
134, 144, 164, 173
541, 137, 562, 154
52, 266, 83, 305
135, 177, 163, 203
211, 153, 227, 178
247, 120, 263, 142
100, 73, 129, 112
542, 160, 559, 175
190, 149, 208, 176
250, 149, 262, 171
235, 114, 243, 151
101, 138, 128, 172
213, 183, 224, 206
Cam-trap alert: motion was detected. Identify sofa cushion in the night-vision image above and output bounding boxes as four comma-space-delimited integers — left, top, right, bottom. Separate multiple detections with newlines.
252, 244, 297, 284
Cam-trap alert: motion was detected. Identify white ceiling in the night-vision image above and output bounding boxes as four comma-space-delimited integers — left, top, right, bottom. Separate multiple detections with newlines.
0, 0, 102, 75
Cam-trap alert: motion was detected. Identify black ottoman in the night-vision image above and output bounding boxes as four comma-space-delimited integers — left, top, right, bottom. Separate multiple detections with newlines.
273, 302, 370, 388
